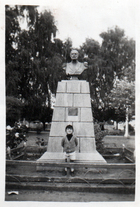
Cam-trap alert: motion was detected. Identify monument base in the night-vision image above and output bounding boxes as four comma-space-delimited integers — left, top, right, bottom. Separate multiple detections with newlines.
37, 151, 106, 163
36, 151, 106, 172
37, 80, 106, 169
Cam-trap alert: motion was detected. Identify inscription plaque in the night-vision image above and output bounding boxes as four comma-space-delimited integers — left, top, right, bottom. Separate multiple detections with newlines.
68, 107, 78, 116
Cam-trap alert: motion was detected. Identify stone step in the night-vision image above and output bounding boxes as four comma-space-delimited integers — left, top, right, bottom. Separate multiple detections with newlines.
37, 152, 107, 163
6, 174, 135, 184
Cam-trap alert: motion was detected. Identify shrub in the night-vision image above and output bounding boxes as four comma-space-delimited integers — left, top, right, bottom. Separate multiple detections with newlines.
6, 124, 27, 149
94, 123, 107, 153
6, 96, 23, 126
107, 130, 124, 136
129, 124, 135, 132
124, 124, 135, 135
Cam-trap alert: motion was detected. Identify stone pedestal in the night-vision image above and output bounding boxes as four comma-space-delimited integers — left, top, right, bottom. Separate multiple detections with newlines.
37, 80, 106, 163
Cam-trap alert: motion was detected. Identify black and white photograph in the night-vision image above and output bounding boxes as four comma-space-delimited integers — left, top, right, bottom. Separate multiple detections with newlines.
0, 0, 139, 204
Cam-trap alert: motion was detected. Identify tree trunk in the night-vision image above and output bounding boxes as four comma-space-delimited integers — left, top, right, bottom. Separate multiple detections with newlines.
124, 107, 130, 138
43, 122, 46, 131
114, 121, 118, 130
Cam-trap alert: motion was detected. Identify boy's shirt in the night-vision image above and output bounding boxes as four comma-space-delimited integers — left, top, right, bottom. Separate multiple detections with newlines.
61, 135, 78, 153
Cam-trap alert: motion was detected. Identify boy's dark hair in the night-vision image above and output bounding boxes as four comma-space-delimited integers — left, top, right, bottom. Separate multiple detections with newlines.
65, 125, 73, 131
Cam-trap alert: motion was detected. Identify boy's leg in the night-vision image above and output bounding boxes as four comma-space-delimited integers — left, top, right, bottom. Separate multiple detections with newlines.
70, 160, 74, 172
64, 152, 68, 175
64, 167, 67, 173
70, 152, 76, 174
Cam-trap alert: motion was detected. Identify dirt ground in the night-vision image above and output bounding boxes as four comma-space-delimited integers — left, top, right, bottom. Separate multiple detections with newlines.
21, 131, 50, 147
103, 135, 135, 149
5, 190, 135, 202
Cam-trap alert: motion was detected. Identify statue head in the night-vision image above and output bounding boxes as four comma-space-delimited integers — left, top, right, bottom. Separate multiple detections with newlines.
70, 49, 79, 60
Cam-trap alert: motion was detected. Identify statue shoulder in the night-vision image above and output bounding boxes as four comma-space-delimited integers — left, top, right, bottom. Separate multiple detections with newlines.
78, 61, 88, 69
62, 63, 67, 70
83, 61, 88, 68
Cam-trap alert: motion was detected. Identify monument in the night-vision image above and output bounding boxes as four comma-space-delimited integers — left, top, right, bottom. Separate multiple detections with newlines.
63, 49, 88, 76
37, 49, 106, 163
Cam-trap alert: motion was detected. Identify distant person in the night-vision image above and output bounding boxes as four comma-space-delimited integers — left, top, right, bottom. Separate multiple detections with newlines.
23, 140, 27, 147
41, 139, 45, 146
61, 125, 78, 176
36, 137, 41, 146
7, 146, 11, 160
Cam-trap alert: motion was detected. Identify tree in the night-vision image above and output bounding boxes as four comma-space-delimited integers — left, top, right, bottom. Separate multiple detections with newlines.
39, 106, 53, 130
79, 27, 135, 124
6, 96, 23, 126
108, 78, 135, 126
17, 9, 64, 100
6, 5, 20, 63
6, 5, 38, 97
62, 37, 73, 62
80, 38, 100, 59
79, 38, 114, 108
100, 26, 135, 80
18, 5, 38, 27
6, 6, 62, 124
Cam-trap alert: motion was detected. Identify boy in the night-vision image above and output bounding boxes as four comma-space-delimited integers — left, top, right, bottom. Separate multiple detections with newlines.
61, 125, 78, 176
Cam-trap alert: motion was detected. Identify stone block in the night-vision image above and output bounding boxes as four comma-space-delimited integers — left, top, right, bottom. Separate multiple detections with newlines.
81, 81, 90, 93
73, 122, 95, 137
81, 108, 93, 122
57, 81, 66, 93
37, 152, 106, 163
52, 107, 65, 121
76, 152, 106, 163
74, 94, 91, 107
50, 121, 72, 137
37, 152, 64, 161
79, 138, 96, 153
67, 81, 80, 93
76, 137, 80, 152
55, 93, 73, 107
47, 137, 63, 152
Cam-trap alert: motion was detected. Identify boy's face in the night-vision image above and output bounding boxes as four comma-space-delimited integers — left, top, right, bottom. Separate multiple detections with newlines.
66, 128, 73, 135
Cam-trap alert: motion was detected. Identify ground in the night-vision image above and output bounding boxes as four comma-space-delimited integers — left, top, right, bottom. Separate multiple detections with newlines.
18, 131, 135, 150
6, 130, 135, 202
5, 190, 135, 202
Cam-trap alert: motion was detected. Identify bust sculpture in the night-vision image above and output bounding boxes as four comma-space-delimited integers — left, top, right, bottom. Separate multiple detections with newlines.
63, 49, 88, 79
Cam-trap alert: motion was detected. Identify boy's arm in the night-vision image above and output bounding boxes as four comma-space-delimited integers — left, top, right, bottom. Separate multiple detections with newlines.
61, 137, 64, 147
75, 136, 78, 146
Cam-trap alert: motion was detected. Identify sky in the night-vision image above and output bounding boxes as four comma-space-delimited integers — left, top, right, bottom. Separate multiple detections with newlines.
17, 0, 137, 48
35, 0, 136, 48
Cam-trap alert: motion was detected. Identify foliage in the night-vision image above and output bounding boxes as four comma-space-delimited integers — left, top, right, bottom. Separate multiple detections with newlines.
94, 123, 107, 153
107, 130, 124, 136
6, 5, 21, 63
108, 79, 135, 122
6, 124, 27, 149
100, 26, 135, 80
39, 106, 53, 130
5, 5, 37, 97
6, 96, 23, 126
6, 6, 63, 123
79, 27, 135, 123
124, 124, 135, 135
62, 37, 73, 62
